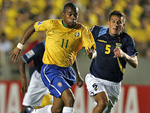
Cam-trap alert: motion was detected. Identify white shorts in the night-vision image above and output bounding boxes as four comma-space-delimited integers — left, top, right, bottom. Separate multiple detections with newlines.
85, 73, 121, 106
22, 70, 50, 106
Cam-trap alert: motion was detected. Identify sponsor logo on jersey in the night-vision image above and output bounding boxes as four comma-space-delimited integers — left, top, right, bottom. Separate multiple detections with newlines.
75, 32, 79, 37
58, 82, 62, 87
92, 83, 98, 91
37, 21, 44, 25
26, 50, 35, 58
115, 43, 122, 48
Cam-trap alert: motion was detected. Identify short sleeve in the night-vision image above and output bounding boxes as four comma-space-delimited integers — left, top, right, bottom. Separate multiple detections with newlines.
34, 20, 52, 31
125, 36, 138, 57
21, 42, 43, 64
82, 27, 96, 50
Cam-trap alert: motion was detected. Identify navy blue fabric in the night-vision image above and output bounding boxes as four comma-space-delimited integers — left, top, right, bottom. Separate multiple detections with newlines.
90, 26, 138, 82
22, 41, 45, 73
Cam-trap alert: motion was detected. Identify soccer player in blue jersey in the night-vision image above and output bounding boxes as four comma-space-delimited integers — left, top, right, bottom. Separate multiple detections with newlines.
10, 3, 96, 113
85, 11, 138, 113
19, 41, 53, 113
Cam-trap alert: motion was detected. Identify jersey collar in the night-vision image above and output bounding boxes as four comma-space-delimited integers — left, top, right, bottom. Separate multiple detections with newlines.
62, 19, 67, 28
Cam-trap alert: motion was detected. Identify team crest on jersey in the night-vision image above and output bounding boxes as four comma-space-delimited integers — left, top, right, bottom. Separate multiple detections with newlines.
92, 83, 98, 91
58, 82, 62, 87
37, 21, 44, 25
74, 32, 79, 37
115, 43, 122, 48
26, 50, 35, 58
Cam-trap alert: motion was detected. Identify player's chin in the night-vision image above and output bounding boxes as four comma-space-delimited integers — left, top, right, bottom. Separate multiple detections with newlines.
69, 22, 76, 27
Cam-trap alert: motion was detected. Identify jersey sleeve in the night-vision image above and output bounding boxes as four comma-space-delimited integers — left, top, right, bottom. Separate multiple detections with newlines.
125, 36, 138, 57
82, 27, 96, 50
21, 42, 43, 64
34, 20, 52, 31
90, 25, 101, 41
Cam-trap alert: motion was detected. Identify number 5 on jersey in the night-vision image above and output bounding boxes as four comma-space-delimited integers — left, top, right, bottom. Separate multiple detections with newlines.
105, 44, 111, 54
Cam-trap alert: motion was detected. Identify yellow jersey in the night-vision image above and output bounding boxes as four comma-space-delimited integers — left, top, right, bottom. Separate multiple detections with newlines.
34, 19, 95, 67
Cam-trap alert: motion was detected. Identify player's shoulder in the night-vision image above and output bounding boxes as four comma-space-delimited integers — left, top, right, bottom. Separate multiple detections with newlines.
121, 32, 132, 39
38, 19, 60, 25
90, 26, 108, 36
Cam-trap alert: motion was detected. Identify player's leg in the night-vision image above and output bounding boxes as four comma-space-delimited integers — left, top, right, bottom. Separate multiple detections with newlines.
20, 105, 26, 113
34, 93, 53, 109
61, 88, 75, 113
22, 70, 52, 113
93, 92, 108, 113
85, 73, 109, 113
104, 100, 113, 113
30, 96, 63, 113
51, 96, 64, 113
100, 78, 121, 113
40, 64, 76, 113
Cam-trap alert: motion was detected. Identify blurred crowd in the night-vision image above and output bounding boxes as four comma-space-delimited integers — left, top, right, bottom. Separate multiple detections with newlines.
1, 0, 150, 57
0, 0, 150, 62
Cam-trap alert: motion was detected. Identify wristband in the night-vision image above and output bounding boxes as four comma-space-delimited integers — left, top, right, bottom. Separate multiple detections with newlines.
17, 43, 24, 50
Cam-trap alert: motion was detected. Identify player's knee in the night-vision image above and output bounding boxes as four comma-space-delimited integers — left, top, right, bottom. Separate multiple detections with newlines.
97, 98, 108, 110
62, 89, 75, 107
51, 107, 62, 113
64, 95, 75, 107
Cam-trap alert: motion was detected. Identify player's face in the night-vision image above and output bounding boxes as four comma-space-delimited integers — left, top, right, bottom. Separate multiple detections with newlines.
108, 15, 125, 36
63, 7, 79, 28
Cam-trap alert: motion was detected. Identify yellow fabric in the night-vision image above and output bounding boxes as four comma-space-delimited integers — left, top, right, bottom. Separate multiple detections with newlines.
34, 93, 53, 109
34, 19, 95, 67
117, 57, 125, 73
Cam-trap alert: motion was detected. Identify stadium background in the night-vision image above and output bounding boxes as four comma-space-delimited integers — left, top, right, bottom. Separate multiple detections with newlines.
0, 0, 150, 113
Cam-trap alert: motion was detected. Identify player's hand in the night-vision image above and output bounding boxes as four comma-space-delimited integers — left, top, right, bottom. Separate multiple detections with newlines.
21, 77, 28, 94
76, 75, 84, 87
85, 48, 93, 59
113, 47, 125, 58
9, 47, 21, 62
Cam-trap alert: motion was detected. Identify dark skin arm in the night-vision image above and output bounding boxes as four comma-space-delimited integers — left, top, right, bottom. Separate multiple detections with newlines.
9, 23, 35, 62
19, 58, 28, 94
72, 59, 83, 87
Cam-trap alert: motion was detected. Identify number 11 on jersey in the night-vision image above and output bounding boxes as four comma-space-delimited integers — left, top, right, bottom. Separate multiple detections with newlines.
61, 39, 69, 48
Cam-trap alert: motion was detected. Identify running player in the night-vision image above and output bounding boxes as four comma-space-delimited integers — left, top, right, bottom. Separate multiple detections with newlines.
85, 11, 138, 113
10, 3, 96, 113
19, 41, 53, 113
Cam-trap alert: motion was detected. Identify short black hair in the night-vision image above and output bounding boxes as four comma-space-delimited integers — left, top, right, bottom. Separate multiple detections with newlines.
63, 3, 78, 13
109, 11, 126, 23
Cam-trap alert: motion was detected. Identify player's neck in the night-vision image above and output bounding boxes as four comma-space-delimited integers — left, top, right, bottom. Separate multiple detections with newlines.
62, 19, 75, 29
62, 19, 67, 28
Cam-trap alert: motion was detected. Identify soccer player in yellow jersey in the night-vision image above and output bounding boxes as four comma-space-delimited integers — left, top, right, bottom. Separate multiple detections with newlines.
10, 3, 96, 113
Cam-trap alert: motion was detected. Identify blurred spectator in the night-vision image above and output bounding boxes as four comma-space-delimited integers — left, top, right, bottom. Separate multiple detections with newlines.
0, 32, 12, 78
1, 0, 150, 59
0, 32, 12, 53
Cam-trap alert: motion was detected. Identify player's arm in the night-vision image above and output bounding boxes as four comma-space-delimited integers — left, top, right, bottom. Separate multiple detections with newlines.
85, 45, 97, 59
72, 59, 83, 87
113, 47, 138, 68
19, 58, 28, 94
9, 23, 35, 62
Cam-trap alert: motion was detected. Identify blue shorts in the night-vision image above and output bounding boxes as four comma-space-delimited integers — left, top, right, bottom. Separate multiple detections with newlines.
41, 64, 76, 98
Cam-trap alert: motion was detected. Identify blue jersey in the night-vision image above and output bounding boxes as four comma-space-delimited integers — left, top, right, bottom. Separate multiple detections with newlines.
90, 26, 138, 82
22, 41, 45, 73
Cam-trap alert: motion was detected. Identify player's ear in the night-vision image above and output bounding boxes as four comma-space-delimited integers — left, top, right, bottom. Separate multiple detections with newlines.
108, 21, 110, 27
62, 12, 65, 18
123, 23, 125, 29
